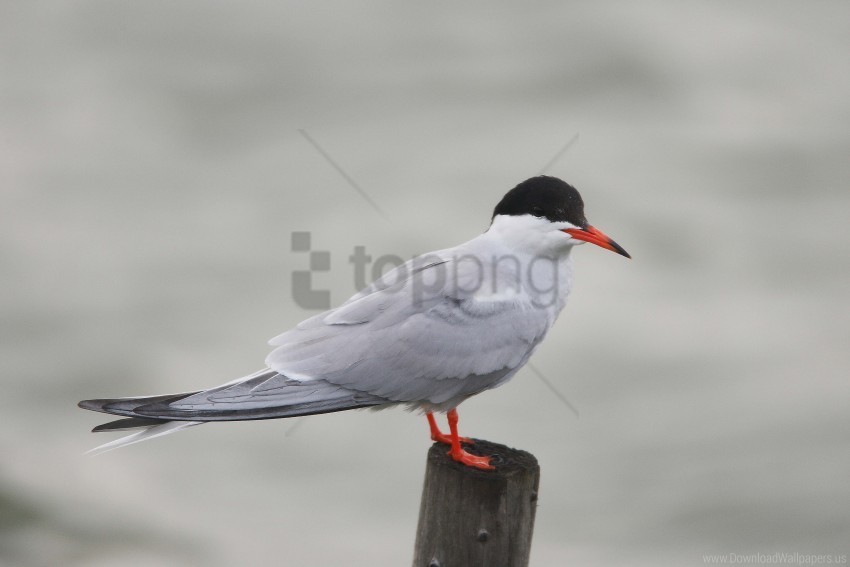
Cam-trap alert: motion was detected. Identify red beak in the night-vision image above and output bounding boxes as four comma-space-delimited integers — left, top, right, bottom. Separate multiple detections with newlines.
563, 225, 631, 259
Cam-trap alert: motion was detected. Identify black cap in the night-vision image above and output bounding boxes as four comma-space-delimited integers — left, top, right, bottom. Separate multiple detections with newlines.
492, 176, 588, 228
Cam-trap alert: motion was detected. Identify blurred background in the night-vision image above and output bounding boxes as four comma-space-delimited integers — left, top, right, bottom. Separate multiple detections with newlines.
2, 1, 848, 565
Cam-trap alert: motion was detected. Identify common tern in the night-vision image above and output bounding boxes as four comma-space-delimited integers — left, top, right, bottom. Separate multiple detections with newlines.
79, 176, 629, 469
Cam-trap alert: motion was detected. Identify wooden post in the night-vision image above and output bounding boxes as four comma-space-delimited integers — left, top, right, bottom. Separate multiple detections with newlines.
412, 439, 540, 567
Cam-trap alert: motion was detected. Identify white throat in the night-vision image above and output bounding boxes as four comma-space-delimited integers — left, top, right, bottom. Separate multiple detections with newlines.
447, 214, 578, 314
486, 214, 579, 257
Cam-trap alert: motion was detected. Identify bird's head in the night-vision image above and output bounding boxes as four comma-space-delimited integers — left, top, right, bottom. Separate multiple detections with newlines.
489, 176, 630, 259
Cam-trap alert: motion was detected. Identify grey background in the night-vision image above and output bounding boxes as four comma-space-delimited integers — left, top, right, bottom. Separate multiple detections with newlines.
2, 2, 849, 566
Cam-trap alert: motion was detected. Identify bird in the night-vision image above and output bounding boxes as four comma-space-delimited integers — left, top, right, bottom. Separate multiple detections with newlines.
79, 175, 629, 469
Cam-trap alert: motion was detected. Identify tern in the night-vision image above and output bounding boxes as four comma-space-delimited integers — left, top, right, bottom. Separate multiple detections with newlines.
79, 176, 629, 469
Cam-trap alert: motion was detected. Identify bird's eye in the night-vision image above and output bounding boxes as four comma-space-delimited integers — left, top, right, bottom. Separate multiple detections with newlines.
531, 206, 545, 217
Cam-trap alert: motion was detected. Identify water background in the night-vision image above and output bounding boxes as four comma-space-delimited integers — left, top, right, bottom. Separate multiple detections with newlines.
2, 2, 849, 565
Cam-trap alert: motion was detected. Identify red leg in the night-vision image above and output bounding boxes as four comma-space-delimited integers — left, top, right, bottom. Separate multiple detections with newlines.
446, 409, 493, 470
426, 412, 472, 445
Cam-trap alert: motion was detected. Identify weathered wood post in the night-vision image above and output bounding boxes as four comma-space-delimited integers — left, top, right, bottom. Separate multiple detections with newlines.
412, 439, 540, 567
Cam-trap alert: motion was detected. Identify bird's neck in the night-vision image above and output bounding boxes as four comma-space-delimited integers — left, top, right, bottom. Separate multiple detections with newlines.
460, 228, 575, 314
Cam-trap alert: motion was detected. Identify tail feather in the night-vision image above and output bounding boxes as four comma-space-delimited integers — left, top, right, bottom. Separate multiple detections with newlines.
86, 421, 203, 456
92, 417, 169, 433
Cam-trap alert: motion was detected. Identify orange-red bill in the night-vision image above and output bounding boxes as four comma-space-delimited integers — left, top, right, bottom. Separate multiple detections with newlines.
563, 225, 631, 258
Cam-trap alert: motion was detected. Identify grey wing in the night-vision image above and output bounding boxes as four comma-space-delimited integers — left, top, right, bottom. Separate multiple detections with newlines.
81, 369, 390, 421
265, 253, 553, 406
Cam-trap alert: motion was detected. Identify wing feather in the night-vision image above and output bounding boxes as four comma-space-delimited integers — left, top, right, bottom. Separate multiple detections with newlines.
265, 248, 556, 405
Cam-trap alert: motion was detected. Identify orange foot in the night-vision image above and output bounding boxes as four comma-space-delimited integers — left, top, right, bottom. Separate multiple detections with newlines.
427, 413, 472, 445
448, 445, 494, 470
427, 408, 495, 471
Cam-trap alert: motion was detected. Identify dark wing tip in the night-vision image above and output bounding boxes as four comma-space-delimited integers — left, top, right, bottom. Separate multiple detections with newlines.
78, 399, 110, 413
78, 392, 199, 416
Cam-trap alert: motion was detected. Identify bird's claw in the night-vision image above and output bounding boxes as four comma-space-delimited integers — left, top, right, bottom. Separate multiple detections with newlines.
448, 446, 494, 470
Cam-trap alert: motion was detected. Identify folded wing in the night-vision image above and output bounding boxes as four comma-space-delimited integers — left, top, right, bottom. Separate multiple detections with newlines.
266, 252, 553, 406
